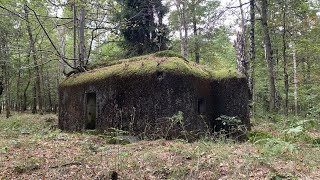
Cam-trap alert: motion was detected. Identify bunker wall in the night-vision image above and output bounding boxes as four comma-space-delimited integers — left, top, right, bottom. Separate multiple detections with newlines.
59, 72, 250, 138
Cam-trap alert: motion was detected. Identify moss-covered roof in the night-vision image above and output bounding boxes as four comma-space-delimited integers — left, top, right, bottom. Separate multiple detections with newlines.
60, 51, 244, 87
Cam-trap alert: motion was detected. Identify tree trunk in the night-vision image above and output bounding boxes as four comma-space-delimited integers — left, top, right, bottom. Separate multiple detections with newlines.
235, 32, 247, 75
3, 61, 10, 118
79, 0, 87, 69
22, 51, 32, 112
24, 5, 43, 114
40, 44, 46, 112
181, 1, 189, 60
32, 82, 37, 114
292, 40, 298, 115
239, 0, 248, 60
57, 26, 66, 73
22, 80, 30, 112
236, 0, 249, 76
175, 1, 185, 57
192, 0, 200, 63
16, 42, 21, 112
73, 3, 77, 68
282, 3, 289, 116
260, 0, 276, 112
56, 61, 60, 114
249, 0, 256, 113
46, 69, 52, 112
179, 26, 185, 57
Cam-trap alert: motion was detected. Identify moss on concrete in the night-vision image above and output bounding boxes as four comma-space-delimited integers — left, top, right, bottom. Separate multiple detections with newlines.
60, 52, 244, 88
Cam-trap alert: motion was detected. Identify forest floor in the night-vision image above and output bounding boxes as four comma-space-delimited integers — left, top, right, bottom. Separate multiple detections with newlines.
0, 113, 320, 179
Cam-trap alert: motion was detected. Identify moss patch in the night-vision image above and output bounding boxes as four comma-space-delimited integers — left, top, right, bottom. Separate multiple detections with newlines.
61, 53, 243, 88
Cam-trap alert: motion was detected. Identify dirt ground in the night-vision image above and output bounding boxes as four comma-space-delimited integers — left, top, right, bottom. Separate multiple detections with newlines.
0, 114, 319, 179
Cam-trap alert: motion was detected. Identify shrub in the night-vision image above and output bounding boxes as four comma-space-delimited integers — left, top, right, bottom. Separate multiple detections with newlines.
215, 115, 248, 140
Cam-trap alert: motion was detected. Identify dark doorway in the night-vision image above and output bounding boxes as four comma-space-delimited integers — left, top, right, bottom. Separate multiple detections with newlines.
86, 93, 96, 129
197, 98, 206, 115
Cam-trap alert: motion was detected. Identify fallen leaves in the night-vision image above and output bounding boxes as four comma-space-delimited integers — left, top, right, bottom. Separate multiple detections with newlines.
1, 114, 320, 179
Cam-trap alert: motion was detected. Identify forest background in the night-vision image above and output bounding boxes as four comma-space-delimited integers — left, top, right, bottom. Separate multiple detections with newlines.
0, 0, 319, 127
1, 0, 320, 179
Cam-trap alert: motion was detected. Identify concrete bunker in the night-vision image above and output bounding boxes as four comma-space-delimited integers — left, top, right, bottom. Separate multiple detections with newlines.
59, 51, 250, 138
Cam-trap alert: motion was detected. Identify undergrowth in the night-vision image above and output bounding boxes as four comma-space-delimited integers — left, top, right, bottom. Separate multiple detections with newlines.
250, 112, 320, 160
0, 113, 319, 179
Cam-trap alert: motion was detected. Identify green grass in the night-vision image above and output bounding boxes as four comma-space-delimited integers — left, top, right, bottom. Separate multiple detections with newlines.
0, 113, 319, 179
60, 52, 243, 88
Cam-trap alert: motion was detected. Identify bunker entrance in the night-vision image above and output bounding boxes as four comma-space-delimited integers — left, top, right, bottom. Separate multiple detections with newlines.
197, 98, 206, 115
86, 93, 96, 129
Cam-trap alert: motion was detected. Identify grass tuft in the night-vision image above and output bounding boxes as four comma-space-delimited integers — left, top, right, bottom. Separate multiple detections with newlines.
13, 158, 41, 174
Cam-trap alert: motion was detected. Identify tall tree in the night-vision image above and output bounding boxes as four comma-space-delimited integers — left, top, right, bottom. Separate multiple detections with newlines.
282, 0, 289, 116
117, 0, 169, 56
171, 0, 187, 59
180, 0, 189, 60
72, 1, 77, 68
78, 0, 87, 70
173, 0, 185, 58
191, 0, 200, 63
235, 31, 247, 74
249, 0, 256, 112
260, 0, 276, 112
24, 4, 44, 114
170, 0, 221, 63
292, 38, 298, 115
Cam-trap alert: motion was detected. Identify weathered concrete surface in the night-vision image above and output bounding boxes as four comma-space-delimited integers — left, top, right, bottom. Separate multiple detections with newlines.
59, 55, 250, 139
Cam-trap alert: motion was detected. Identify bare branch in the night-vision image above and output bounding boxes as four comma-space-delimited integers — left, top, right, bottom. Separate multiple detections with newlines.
0, 4, 28, 22
25, 4, 76, 70
226, 1, 250, 9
